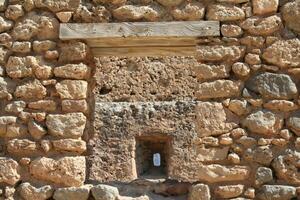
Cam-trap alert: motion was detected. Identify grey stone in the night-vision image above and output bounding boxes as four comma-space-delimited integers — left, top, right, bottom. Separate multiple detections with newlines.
257, 185, 296, 200
255, 167, 273, 186
91, 185, 119, 200
188, 184, 210, 200
246, 72, 298, 100
287, 111, 300, 136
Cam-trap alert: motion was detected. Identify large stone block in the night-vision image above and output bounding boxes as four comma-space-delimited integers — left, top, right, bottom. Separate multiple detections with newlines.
0, 157, 20, 185
30, 156, 86, 187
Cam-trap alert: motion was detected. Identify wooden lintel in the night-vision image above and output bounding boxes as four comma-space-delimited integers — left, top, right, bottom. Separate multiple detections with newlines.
59, 21, 220, 40
91, 46, 197, 57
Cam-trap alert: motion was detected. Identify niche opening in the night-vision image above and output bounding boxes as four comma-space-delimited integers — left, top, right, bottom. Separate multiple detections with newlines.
135, 136, 170, 179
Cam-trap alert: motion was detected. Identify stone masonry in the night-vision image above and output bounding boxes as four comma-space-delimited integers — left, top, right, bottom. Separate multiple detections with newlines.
0, 0, 300, 199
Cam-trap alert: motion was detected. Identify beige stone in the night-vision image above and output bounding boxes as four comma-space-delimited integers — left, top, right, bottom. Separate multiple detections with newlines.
243, 110, 283, 135
28, 120, 47, 140
232, 62, 250, 77
262, 39, 300, 68
0, 46, 11, 65
12, 41, 31, 53
62, 100, 88, 113
221, 24, 243, 37
196, 102, 239, 137
0, 77, 15, 100
6, 123, 28, 138
56, 11, 73, 23
5, 101, 26, 114
91, 184, 119, 200
53, 185, 91, 200
14, 79, 47, 100
19, 182, 54, 200
240, 15, 281, 36
264, 100, 298, 112
113, 5, 161, 22
46, 113, 86, 138
30, 156, 86, 187
93, 0, 126, 5
33, 65, 53, 80
195, 164, 250, 183
215, 185, 244, 198
287, 111, 300, 136
195, 146, 229, 162
28, 100, 57, 112
0, 16, 13, 33
59, 41, 87, 63
32, 40, 56, 53
7, 139, 38, 155
35, 0, 80, 12
193, 64, 230, 81
228, 99, 249, 116
54, 63, 90, 80
55, 80, 88, 99
0, 32, 12, 48
0, 157, 20, 185
156, 0, 183, 7
282, 0, 300, 34
6, 56, 37, 79
52, 139, 86, 154
196, 80, 243, 99
188, 184, 210, 200
5, 5, 24, 21
196, 45, 245, 62
207, 4, 245, 21
0, 116, 17, 136
171, 1, 205, 21
253, 0, 278, 15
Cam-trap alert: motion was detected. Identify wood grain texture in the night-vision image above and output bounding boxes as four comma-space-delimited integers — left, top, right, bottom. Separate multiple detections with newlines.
86, 37, 198, 47
59, 21, 220, 40
91, 46, 197, 57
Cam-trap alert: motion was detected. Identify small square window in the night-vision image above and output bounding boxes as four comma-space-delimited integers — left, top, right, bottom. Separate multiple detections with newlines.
135, 136, 170, 179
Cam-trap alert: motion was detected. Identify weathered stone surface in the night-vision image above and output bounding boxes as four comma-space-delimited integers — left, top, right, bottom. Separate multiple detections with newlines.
228, 99, 249, 116
255, 167, 273, 186
52, 139, 86, 154
264, 100, 298, 112
196, 80, 243, 99
46, 113, 86, 138
28, 120, 47, 140
246, 72, 298, 100
262, 39, 300, 68
5, 5, 24, 21
0, 33, 13, 48
7, 139, 38, 155
194, 165, 250, 183
30, 156, 86, 187
242, 110, 283, 135
253, 0, 278, 15
287, 111, 300, 136
195, 146, 229, 162
156, 0, 183, 7
6, 56, 37, 79
55, 80, 88, 99
12, 12, 59, 40
53, 185, 91, 200
194, 64, 230, 81
14, 79, 47, 100
95, 57, 199, 101
33, 40, 56, 53
5, 101, 26, 113
54, 63, 90, 80
28, 100, 57, 112
12, 41, 31, 53
35, 0, 80, 12
19, 182, 54, 200
0, 157, 20, 185
244, 146, 275, 166
112, 5, 161, 21
0, 77, 15, 100
91, 185, 119, 200
221, 24, 243, 37
282, 0, 300, 34
214, 185, 244, 198
196, 102, 239, 137
232, 62, 250, 78
74, 5, 111, 23
62, 100, 88, 113
257, 185, 296, 200
207, 4, 245, 21
188, 184, 210, 200
0, 46, 10, 65
240, 15, 281, 36
59, 42, 87, 63
272, 150, 300, 185
0, 16, 13, 33
196, 45, 245, 62
171, 2, 205, 20
93, 0, 126, 5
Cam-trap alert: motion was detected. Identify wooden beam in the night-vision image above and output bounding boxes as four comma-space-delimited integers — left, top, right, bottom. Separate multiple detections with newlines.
91, 46, 197, 57
86, 37, 198, 47
59, 21, 220, 40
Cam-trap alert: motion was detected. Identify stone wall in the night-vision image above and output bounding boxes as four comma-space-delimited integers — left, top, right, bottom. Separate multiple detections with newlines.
0, 0, 299, 199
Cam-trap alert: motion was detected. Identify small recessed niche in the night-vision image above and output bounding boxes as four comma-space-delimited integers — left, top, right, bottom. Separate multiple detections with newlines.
135, 136, 170, 179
